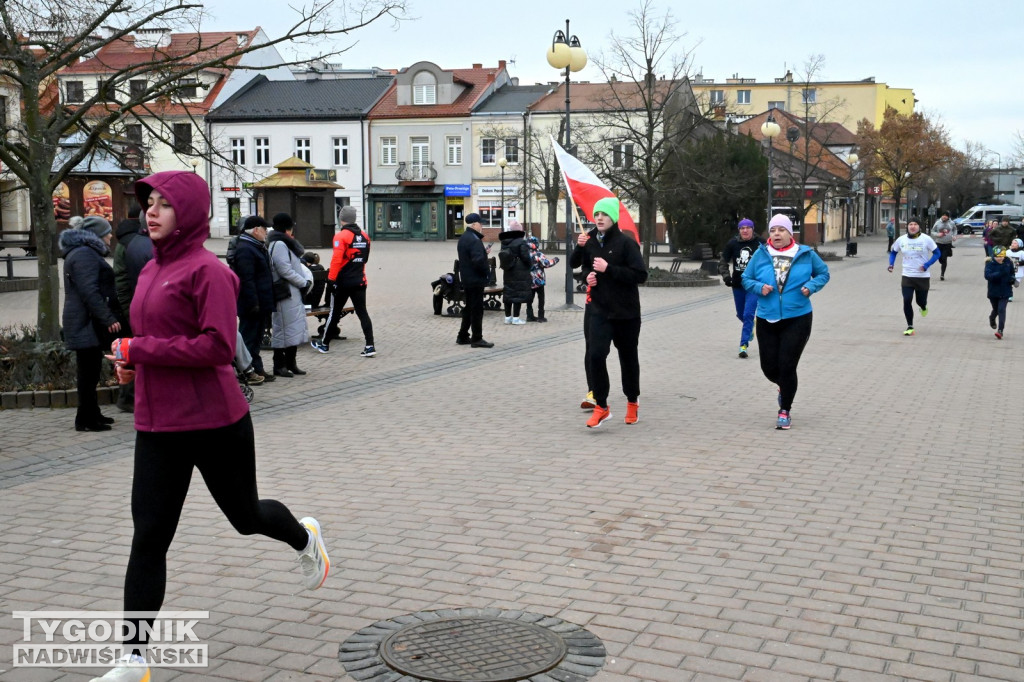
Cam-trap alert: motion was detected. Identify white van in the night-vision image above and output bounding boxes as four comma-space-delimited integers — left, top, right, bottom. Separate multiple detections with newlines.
953, 204, 1023, 234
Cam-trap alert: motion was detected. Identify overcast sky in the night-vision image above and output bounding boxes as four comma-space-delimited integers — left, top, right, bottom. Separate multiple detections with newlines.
198, 0, 1024, 164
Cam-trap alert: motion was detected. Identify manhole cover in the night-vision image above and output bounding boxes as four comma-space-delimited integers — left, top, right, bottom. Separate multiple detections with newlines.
339, 608, 605, 682
380, 617, 566, 682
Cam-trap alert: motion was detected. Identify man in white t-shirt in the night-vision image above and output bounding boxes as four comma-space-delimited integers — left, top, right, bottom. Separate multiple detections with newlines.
888, 220, 940, 336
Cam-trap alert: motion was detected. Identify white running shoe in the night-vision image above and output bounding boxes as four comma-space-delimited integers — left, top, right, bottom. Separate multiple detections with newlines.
90, 654, 150, 682
297, 517, 330, 590
511, 318, 526, 325
503, 316, 513, 324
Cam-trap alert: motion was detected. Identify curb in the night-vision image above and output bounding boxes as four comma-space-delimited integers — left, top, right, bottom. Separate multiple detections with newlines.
0, 385, 117, 410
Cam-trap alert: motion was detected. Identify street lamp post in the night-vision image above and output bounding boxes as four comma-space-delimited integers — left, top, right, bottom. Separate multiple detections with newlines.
846, 153, 859, 254
498, 157, 508, 230
760, 112, 781, 225
546, 20, 587, 306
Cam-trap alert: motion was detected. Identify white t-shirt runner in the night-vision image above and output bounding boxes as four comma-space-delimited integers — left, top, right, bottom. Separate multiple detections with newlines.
892, 233, 938, 278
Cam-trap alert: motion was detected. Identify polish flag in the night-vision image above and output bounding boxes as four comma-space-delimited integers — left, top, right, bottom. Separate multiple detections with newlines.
550, 136, 639, 242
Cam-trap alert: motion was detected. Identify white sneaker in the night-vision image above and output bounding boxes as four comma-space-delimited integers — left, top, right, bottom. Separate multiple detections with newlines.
511, 318, 526, 325
297, 517, 329, 590
504, 316, 513, 324
90, 654, 150, 681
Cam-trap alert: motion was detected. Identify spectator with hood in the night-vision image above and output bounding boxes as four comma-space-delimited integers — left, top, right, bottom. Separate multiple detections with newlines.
59, 216, 121, 432
267, 212, 312, 376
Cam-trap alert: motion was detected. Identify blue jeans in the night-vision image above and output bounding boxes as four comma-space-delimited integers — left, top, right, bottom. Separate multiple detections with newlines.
732, 287, 757, 346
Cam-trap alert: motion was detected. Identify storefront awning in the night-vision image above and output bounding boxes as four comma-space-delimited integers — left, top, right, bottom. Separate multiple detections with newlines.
366, 184, 445, 197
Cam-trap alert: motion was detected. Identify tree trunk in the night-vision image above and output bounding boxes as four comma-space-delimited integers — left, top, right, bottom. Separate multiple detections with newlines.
893, 188, 902, 239
30, 171, 61, 342
639, 197, 656, 267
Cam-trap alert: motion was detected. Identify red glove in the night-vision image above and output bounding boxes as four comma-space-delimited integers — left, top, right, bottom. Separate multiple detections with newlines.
109, 338, 133, 367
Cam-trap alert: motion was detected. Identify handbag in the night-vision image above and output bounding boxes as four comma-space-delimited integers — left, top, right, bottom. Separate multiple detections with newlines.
272, 277, 291, 301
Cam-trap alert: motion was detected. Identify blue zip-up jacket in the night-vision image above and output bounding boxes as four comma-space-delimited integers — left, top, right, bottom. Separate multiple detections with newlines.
742, 243, 830, 320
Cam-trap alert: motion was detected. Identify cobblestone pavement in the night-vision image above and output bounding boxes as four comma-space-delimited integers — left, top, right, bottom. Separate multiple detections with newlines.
1, 235, 1021, 681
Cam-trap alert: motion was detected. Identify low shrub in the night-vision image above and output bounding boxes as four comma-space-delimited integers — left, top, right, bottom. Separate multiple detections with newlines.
0, 325, 114, 392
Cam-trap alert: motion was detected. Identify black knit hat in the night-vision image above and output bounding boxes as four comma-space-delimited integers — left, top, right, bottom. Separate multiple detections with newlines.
272, 213, 294, 230
242, 216, 267, 232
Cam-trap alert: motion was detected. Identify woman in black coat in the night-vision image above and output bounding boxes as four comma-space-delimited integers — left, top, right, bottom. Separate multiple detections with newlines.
60, 218, 122, 431
499, 228, 533, 324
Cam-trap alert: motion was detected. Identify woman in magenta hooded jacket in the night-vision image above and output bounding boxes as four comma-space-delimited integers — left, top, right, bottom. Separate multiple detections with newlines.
97, 171, 329, 678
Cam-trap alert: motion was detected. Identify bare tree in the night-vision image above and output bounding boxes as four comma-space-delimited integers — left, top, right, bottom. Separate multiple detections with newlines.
0, 0, 407, 341
1012, 130, 1024, 168
582, 0, 704, 265
769, 55, 853, 244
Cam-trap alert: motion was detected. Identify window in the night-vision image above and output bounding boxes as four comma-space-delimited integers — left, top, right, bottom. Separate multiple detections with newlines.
737, 89, 751, 105
612, 143, 634, 169
410, 136, 430, 179
0, 96, 7, 132
172, 123, 192, 154
413, 83, 436, 105
709, 89, 724, 104
412, 71, 437, 105
802, 88, 816, 104
65, 80, 84, 103
97, 79, 117, 102
481, 138, 496, 165
503, 138, 519, 164
125, 124, 143, 144
446, 135, 462, 165
254, 137, 270, 165
129, 79, 147, 98
768, 101, 785, 111
177, 78, 199, 99
332, 137, 349, 166
294, 138, 310, 163
380, 136, 397, 165
230, 138, 246, 165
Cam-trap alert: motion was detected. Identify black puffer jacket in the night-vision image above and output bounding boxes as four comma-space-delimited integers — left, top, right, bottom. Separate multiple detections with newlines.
498, 230, 533, 304
233, 234, 274, 315
60, 229, 119, 349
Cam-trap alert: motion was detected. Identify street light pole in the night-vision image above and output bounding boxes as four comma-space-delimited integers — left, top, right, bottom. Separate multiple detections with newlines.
760, 112, 781, 226
498, 157, 508, 230
547, 20, 587, 307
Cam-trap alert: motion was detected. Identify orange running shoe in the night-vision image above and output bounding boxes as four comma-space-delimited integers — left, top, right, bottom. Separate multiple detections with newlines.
624, 402, 639, 425
586, 405, 611, 428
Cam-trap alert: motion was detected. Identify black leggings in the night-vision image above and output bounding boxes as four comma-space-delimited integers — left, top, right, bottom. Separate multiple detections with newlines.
528, 286, 546, 318
124, 413, 307, 645
582, 304, 592, 391
990, 297, 1008, 331
902, 282, 929, 326
324, 285, 374, 346
587, 312, 641, 407
756, 313, 813, 412
74, 347, 103, 427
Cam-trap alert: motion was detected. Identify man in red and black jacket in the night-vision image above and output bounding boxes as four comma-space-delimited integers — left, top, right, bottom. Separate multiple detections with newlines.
310, 206, 376, 357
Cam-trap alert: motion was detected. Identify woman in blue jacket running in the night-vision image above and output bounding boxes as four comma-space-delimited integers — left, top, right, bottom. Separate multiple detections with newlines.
742, 214, 830, 430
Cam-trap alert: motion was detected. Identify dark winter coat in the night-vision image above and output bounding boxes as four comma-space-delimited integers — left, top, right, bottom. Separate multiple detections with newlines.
124, 230, 154, 310
990, 224, 1017, 249
60, 229, 120, 350
233, 233, 274, 316
572, 224, 648, 319
498, 230, 533, 304
113, 217, 142, 316
457, 227, 490, 287
985, 258, 1016, 300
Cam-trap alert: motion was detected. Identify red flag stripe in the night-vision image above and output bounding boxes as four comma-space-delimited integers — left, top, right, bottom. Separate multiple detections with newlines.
550, 137, 639, 242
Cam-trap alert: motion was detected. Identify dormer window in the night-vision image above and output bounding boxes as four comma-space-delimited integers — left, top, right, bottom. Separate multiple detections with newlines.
412, 71, 436, 105
177, 78, 199, 99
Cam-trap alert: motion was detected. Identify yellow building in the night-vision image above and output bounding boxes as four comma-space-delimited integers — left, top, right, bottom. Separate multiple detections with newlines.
690, 70, 914, 128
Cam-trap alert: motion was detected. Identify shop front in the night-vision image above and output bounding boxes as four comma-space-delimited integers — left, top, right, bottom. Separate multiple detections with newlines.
444, 184, 471, 239
365, 185, 445, 241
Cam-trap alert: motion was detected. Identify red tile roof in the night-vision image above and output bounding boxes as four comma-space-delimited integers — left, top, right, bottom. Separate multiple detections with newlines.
368, 65, 504, 119
737, 109, 852, 180
61, 30, 258, 116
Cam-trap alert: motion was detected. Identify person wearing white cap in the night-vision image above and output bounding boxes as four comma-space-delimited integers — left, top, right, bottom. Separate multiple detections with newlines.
742, 214, 830, 430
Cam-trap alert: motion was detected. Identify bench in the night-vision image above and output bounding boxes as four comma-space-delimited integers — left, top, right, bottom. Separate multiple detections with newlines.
442, 257, 505, 317
307, 304, 355, 339
0, 231, 36, 256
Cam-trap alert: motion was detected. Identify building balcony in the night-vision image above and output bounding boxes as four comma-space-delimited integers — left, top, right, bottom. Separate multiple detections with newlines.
396, 161, 437, 185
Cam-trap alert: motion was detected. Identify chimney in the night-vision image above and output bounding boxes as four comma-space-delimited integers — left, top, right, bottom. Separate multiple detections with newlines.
713, 104, 726, 120
135, 27, 172, 49
487, 73, 495, 83
498, 60, 506, 70
472, 63, 482, 69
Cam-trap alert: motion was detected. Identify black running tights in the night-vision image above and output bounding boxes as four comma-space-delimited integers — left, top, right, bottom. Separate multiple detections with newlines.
990, 297, 1008, 332
124, 413, 307, 646
756, 313, 813, 412
902, 285, 928, 326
